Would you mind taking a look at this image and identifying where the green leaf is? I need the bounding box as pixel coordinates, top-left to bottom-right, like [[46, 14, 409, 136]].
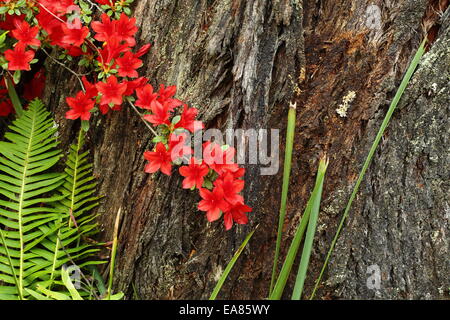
[[202, 179, 213, 190], [81, 120, 90, 132], [35, 284, 70, 300], [269, 157, 328, 300], [0, 31, 9, 45], [171, 115, 181, 125], [291, 158, 327, 300], [270, 103, 296, 294], [13, 71, 21, 84]]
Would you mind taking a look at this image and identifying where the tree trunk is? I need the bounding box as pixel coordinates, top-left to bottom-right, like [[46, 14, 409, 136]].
[[41, 0, 449, 299]]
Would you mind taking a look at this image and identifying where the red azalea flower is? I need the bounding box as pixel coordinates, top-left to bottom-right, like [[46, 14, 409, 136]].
[[81, 76, 98, 99], [213, 173, 244, 205], [144, 142, 173, 175], [179, 158, 209, 189], [38, 0, 74, 15], [91, 13, 115, 42], [143, 101, 171, 126], [98, 35, 129, 64], [124, 77, 148, 96], [136, 44, 151, 57], [65, 91, 95, 120], [223, 203, 251, 230], [99, 103, 122, 114], [158, 84, 177, 101], [4, 43, 35, 71], [135, 84, 158, 109], [198, 186, 230, 222], [0, 14, 25, 31], [99, 104, 110, 115], [64, 45, 85, 57], [11, 20, 41, 47], [157, 84, 182, 110], [175, 104, 204, 132], [96, 76, 127, 105], [43, 20, 66, 47], [231, 167, 246, 179], [62, 25, 89, 47], [95, 0, 114, 5], [203, 142, 239, 174], [115, 13, 138, 46], [169, 132, 192, 161], [116, 52, 142, 78]]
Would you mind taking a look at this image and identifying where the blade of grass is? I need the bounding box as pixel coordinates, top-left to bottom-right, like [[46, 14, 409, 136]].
[[291, 157, 328, 300], [269, 157, 328, 300], [106, 207, 121, 300], [209, 227, 257, 300], [5, 76, 23, 117], [270, 102, 297, 294], [310, 38, 427, 299], [269, 188, 313, 299]]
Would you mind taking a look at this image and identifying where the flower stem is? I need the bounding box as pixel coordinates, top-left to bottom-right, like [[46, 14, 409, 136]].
[[127, 98, 158, 137]]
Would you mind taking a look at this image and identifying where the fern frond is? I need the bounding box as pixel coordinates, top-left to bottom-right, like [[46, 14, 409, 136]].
[[0, 101, 103, 300], [0, 99, 66, 299], [46, 129, 102, 288]]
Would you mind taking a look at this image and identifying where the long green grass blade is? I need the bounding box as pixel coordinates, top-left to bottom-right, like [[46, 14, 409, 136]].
[[291, 157, 327, 300], [269, 157, 328, 300], [209, 228, 256, 300], [270, 103, 297, 294], [310, 38, 427, 299], [269, 195, 312, 300]]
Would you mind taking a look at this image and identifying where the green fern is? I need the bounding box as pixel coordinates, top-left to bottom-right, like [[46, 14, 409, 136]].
[[0, 100, 102, 300], [46, 129, 102, 288], [0, 99, 66, 299]]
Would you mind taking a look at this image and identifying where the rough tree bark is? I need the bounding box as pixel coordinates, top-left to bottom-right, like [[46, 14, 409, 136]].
[[41, 0, 449, 299]]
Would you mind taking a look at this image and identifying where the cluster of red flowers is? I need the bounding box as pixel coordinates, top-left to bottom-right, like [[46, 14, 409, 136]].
[[0, 0, 252, 230], [145, 139, 252, 230]]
